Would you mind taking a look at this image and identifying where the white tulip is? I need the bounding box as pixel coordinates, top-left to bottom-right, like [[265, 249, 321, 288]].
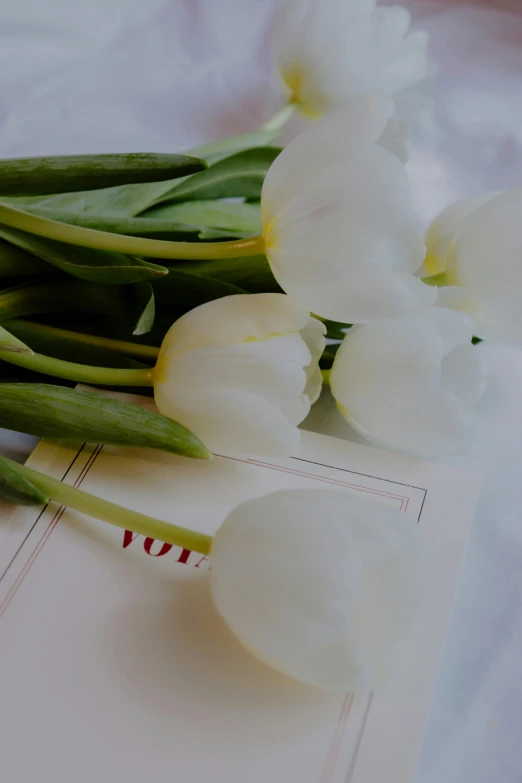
[[153, 293, 325, 457], [211, 488, 420, 693], [261, 95, 436, 322], [330, 308, 485, 457], [273, 0, 427, 119], [425, 188, 522, 348]]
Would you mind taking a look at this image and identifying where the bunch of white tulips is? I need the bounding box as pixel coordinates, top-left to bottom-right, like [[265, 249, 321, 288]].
[[155, 0, 489, 462], [1, 0, 514, 695]]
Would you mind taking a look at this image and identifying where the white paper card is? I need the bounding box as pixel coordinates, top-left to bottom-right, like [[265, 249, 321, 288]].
[[0, 427, 479, 783]]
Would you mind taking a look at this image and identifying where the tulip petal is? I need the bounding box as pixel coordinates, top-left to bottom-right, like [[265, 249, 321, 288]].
[[153, 293, 322, 456], [157, 339, 309, 418], [440, 344, 486, 407], [448, 196, 522, 347], [211, 488, 420, 692], [300, 316, 327, 404], [261, 96, 393, 221], [269, 146, 411, 258], [425, 191, 499, 276], [273, 0, 426, 118], [263, 132, 429, 322], [330, 308, 484, 456], [377, 117, 411, 163], [158, 293, 309, 357], [156, 386, 303, 457], [267, 252, 436, 323]]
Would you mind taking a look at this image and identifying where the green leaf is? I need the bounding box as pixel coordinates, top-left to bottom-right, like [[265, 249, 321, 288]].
[[0, 280, 138, 326], [0, 384, 211, 459], [319, 344, 341, 370], [0, 457, 48, 506], [4, 187, 159, 219], [189, 130, 281, 163], [0, 224, 167, 285], [153, 269, 246, 308], [170, 255, 281, 294], [196, 227, 250, 240], [19, 207, 198, 239], [0, 199, 264, 260], [23, 200, 262, 240], [0, 362, 75, 386], [4, 320, 150, 369], [1, 133, 279, 219], [132, 283, 155, 336], [139, 147, 280, 208], [144, 199, 262, 236], [321, 319, 351, 340], [0, 324, 33, 353], [0, 153, 207, 196], [0, 238, 49, 277], [0, 280, 82, 322]]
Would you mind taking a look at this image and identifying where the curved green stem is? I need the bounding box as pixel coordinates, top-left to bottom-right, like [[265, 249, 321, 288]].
[[261, 102, 296, 131], [3, 456, 212, 555], [9, 320, 160, 361], [0, 201, 264, 260], [0, 349, 154, 386], [321, 368, 331, 386]]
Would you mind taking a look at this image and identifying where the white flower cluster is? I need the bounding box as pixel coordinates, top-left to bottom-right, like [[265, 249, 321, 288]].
[[153, 0, 493, 462], [149, 0, 513, 692]]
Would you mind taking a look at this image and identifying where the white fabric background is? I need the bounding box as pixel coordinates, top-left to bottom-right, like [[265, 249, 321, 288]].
[[1, 1, 522, 779]]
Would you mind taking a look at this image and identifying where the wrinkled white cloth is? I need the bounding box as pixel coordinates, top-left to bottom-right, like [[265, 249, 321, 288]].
[[1, 2, 522, 781]]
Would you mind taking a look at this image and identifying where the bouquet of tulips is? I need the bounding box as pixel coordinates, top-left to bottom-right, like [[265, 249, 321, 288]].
[[0, 0, 516, 694]]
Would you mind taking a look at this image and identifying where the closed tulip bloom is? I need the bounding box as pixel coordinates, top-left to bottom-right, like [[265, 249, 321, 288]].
[[211, 488, 420, 693], [330, 308, 485, 457], [273, 0, 427, 119], [425, 188, 522, 348], [261, 95, 436, 322], [153, 294, 325, 457]]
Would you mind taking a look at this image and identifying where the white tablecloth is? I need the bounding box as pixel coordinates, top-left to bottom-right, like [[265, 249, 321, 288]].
[[1, 2, 522, 779]]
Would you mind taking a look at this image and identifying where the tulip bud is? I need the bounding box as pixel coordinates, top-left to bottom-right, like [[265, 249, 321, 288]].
[[211, 488, 420, 692], [260, 96, 436, 322], [426, 188, 522, 348], [153, 293, 325, 457], [330, 308, 485, 456], [273, 0, 427, 118]]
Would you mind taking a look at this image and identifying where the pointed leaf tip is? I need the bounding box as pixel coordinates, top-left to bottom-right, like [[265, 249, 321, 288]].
[[0, 457, 49, 506], [0, 324, 33, 354]]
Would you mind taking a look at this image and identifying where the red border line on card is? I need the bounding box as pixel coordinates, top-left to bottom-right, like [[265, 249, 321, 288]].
[[320, 696, 354, 783], [215, 454, 410, 511], [345, 694, 374, 783], [0, 445, 103, 620], [0, 445, 426, 783]]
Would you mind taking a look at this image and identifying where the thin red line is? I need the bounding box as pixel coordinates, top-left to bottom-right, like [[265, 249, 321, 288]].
[[216, 454, 408, 506], [346, 694, 374, 783], [249, 457, 407, 500], [320, 695, 354, 783], [0, 446, 102, 619]]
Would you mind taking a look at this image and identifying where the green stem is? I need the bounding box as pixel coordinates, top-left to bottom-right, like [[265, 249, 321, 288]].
[[0, 349, 154, 386], [3, 456, 212, 555], [9, 320, 160, 361], [261, 102, 296, 131], [321, 369, 331, 386], [0, 201, 264, 260]]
